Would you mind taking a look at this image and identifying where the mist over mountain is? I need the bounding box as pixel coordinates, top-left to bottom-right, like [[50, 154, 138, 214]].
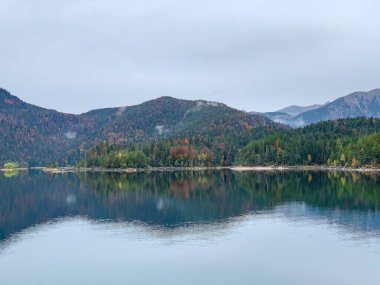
[[258, 112, 293, 125], [276, 104, 324, 117]]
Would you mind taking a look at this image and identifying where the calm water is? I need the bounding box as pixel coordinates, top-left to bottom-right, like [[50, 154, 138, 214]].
[[0, 170, 380, 284]]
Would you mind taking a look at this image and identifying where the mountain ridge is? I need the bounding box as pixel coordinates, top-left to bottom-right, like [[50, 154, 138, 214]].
[[2, 87, 380, 166], [291, 89, 380, 126], [260, 89, 380, 127], [275, 104, 323, 117], [0, 88, 279, 166]]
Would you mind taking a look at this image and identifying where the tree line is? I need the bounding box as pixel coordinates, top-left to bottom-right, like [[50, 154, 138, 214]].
[[78, 118, 380, 169], [78, 137, 236, 168], [236, 118, 380, 167]]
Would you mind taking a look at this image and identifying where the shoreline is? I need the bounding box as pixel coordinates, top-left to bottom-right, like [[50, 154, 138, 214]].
[[19, 165, 380, 174], [231, 165, 380, 173], [0, 168, 28, 172]]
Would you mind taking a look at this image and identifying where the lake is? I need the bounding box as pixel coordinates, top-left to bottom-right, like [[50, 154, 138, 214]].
[[0, 170, 380, 284]]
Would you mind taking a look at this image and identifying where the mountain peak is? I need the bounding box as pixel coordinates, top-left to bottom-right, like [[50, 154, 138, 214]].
[[291, 88, 380, 127], [135, 96, 191, 108], [0, 88, 23, 106], [368, 88, 380, 94], [151, 96, 184, 103], [275, 104, 323, 117], [153, 95, 176, 101], [340, 89, 380, 103], [260, 88, 380, 127], [0, 88, 12, 98]]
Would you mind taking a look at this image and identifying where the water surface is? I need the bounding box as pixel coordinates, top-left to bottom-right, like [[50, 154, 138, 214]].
[[0, 170, 379, 284]]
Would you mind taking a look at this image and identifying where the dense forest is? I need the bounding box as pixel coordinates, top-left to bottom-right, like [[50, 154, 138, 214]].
[[79, 137, 237, 168], [236, 118, 380, 166], [79, 118, 380, 169]]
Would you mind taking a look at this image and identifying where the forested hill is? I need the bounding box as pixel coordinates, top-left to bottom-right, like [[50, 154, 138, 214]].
[[0, 88, 280, 166], [0, 88, 84, 166]]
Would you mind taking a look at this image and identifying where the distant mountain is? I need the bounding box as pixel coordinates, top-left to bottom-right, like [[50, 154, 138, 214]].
[[276, 104, 323, 117], [0, 88, 279, 166], [259, 112, 293, 124], [258, 89, 380, 127], [291, 89, 380, 127], [257, 104, 323, 124]]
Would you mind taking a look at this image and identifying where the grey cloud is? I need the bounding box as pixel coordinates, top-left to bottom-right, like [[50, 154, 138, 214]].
[[1, 0, 380, 113]]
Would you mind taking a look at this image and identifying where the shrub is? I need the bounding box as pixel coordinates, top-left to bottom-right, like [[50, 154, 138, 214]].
[[4, 162, 19, 169]]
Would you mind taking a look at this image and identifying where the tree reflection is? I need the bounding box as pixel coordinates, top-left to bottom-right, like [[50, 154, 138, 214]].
[[0, 170, 380, 242]]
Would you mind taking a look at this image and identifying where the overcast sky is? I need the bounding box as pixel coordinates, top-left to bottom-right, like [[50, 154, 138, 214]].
[[1, 0, 379, 114]]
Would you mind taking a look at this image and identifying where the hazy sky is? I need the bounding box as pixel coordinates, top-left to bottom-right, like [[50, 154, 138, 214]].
[[1, 0, 380, 114]]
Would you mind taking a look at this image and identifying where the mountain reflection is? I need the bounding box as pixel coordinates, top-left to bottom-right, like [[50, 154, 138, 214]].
[[0, 170, 380, 242]]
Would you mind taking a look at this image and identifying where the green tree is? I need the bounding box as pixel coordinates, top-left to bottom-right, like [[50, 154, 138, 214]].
[[4, 162, 19, 169]]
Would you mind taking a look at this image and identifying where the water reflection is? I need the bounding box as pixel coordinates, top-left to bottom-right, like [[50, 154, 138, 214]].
[[0, 170, 380, 242]]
